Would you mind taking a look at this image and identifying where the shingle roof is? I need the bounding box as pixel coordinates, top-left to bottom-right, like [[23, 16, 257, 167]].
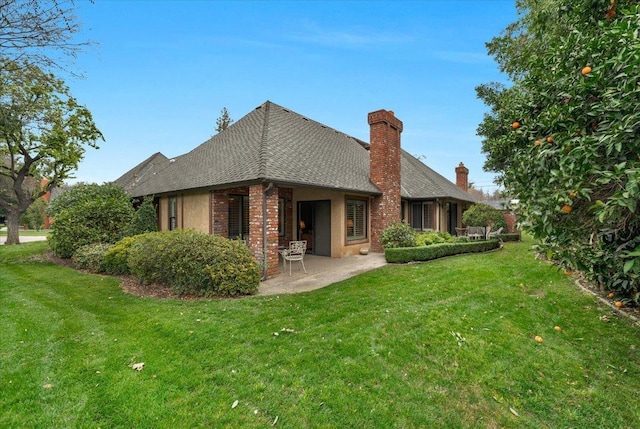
[[115, 100, 474, 203], [401, 151, 476, 202], [113, 152, 169, 193]]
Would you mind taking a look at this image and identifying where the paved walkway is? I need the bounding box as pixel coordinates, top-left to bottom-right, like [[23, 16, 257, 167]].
[[0, 235, 48, 244], [258, 252, 387, 295]]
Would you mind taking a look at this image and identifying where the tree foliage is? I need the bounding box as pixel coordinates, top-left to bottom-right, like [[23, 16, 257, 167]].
[[215, 107, 233, 133], [123, 196, 158, 236], [477, 0, 640, 301], [0, 60, 102, 244], [47, 183, 133, 258], [462, 203, 506, 230]]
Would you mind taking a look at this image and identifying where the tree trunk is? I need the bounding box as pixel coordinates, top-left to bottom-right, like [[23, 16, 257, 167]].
[[4, 211, 21, 245]]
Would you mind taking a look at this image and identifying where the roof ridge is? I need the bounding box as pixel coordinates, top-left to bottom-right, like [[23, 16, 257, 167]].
[[257, 101, 271, 178]]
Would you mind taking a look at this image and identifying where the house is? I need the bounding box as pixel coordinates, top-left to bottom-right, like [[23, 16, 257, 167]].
[[114, 101, 476, 278]]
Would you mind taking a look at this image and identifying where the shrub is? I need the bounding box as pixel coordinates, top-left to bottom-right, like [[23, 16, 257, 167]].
[[123, 197, 158, 237], [101, 236, 137, 275], [500, 233, 521, 242], [128, 230, 260, 296], [462, 203, 506, 231], [48, 183, 134, 258], [385, 240, 501, 264], [72, 243, 113, 273], [381, 221, 416, 249], [415, 231, 458, 246]]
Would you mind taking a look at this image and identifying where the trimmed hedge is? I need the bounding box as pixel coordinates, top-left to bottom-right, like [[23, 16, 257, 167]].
[[385, 239, 501, 263], [500, 232, 521, 242], [128, 229, 260, 297]]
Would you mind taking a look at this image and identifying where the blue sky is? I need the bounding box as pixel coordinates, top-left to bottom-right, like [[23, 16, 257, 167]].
[[67, 0, 518, 191]]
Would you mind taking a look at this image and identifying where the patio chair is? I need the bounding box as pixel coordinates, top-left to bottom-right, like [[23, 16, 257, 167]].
[[488, 227, 504, 239], [466, 226, 485, 240], [283, 240, 307, 276]]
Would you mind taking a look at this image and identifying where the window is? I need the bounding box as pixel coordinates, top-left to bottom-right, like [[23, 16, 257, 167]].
[[346, 199, 367, 241], [410, 201, 434, 230], [229, 195, 249, 239], [168, 196, 177, 230], [278, 197, 285, 236]]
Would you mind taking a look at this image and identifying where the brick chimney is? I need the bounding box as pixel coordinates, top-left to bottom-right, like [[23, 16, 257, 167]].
[[368, 109, 403, 252], [455, 162, 469, 192]]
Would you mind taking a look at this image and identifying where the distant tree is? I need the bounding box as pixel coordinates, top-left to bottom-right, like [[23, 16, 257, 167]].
[[0, 60, 103, 244], [0, 0, 88, 72], [19, 196, 46, 230], [215, 107, 233, 133], [467, 183, 486, 201]]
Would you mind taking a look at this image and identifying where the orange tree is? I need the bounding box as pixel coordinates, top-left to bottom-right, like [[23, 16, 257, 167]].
[[477, 0, 640, 302]]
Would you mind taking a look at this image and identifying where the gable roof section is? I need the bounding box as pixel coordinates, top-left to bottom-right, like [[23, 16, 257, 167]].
[[115, 100, 474, 204], [113, 152, 169, 193], [400, 151, 476, 203]]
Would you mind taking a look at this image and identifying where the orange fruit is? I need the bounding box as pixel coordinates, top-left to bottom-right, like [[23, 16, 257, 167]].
[[534, 335, 543, 343], [581, 66, 592, 75], [535, 139, 542, 147], [554, 326, 562, 332], [546, 136, 554, 143], [607, 292, 615, 299], [512, 121, 521, 130], [615, 301, 623, 308], [561, 205, 572, 213]]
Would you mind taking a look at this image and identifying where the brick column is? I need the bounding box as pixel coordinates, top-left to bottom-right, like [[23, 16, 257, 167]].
[[249, 184, 280, 279], [211, 190, 229, 237]]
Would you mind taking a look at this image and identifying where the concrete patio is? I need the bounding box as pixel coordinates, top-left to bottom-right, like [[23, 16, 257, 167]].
[[258, 252, 387, 295]]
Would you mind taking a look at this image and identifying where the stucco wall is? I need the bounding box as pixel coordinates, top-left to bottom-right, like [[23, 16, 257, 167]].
[[181, 193, 210, 233], [293, 188, 373, 258], [158, 197, 168, 231]]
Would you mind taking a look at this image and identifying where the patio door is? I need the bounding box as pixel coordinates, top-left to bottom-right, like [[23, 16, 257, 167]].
[[448, 202, 458, 235], [314, 200, 331, 256], [297, 200, 331, 256]]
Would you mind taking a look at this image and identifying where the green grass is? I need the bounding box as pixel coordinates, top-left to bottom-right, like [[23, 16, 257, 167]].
[[1, 239, 639, 428], [0, 229, 49, 237]]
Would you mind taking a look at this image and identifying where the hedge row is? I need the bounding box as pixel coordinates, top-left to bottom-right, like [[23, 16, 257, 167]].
[[500, 233, 521, 242], [385, 239, 501, 263]]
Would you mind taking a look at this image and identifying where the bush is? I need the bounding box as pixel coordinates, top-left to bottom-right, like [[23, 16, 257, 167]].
[[381, 221, 416, 249], [415, 231, 458, 246], [385, 240, 501, 264], [128, 230, 260, 296], [123, 197, 158, 237], [48, 183, 134, 258], [72, 243, 113, 272], [500, 233, 521, 242], [101, 236, 137, 275], [462, 203, 506, 230]]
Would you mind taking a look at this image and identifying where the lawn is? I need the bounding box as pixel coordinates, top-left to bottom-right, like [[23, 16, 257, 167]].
[[0, 229, 49, 237], [1, 239, 639, 428]]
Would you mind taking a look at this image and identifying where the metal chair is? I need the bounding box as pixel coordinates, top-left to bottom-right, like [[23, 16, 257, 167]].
[[283, 240, 307, 276]]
